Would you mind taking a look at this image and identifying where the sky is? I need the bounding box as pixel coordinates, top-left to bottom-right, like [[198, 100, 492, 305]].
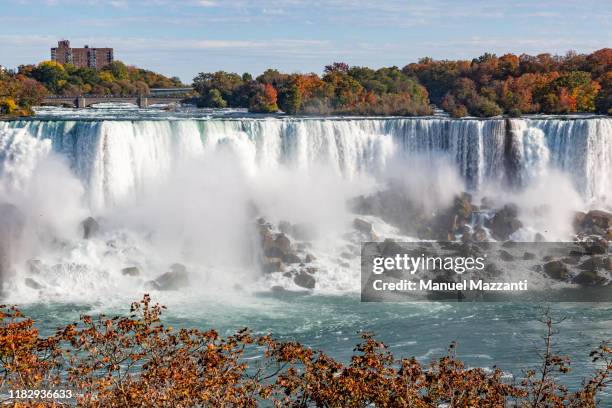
[[0, 0, 610, 82]]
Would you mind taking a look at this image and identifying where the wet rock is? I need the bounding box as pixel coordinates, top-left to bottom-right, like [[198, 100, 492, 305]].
[[543, 260, 569, 280], [578, 256, 611, 272], [499, 250, 515, 262], [264, 246, 285, 258], [263, 258, 285, 273], [353, 218, 373, 234], [573, 270, 607, 286], [379, 239, 404, 257], [486, 204, 522, 241], [294, 270, 315, 289], [523, 252, 536, 260], [340, 252, 353, 260], [304, 254, 316, 263], [573, 211, 587, 231], [484, 263, 503, 277], [274, 233, 292, 253], [81, 217, 100, 239], [535, 232, 546, 242], [27, 259, 43, 274], [25, 277, 43, 290], [574, 210, 612, 238], [145, 263, 189, 291], [121, 266, 140, 277], [585, 210, 612, 230], [562, 257, 580, 266], [582, 238, 608, 255], [282, 253, 302, 264], [453, 192, 473, 220], [473, 224, 487, 242]]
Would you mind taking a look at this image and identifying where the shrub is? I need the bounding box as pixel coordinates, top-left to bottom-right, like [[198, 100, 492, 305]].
[[0, 296, 609, 407]]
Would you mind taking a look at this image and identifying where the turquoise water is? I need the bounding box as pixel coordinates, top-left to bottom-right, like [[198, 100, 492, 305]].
[[22, 293, 612, 402]]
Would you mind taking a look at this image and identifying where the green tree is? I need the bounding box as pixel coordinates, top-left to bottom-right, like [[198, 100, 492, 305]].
[[204, 89, 227, 108], [107, 61, 129, 80], [278, 83, 302, 114]]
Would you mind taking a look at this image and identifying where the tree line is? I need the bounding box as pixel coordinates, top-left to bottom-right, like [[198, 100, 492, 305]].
[[1, 60, 183, 115], [194, 48, 611, 117], [2, 48, 611, 117]]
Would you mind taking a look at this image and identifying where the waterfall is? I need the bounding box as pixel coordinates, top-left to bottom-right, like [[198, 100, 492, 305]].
[[1, 117, 611, 211]]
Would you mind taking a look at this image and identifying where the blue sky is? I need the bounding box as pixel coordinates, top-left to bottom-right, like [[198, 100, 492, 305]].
[[0, 0, 610, 82]]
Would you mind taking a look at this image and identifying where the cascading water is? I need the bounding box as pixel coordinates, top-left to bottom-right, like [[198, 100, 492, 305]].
[[0, 114, 610, 302], [2, 117, 609, 209]]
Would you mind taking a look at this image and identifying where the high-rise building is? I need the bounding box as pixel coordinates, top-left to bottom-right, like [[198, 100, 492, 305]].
[[51, 40, 114, 69]]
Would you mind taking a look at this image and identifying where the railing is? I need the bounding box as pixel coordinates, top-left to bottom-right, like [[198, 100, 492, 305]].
[[44, 95, 186, 99]]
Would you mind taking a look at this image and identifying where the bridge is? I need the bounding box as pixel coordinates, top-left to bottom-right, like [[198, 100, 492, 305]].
[[42, 95, 190, 108]]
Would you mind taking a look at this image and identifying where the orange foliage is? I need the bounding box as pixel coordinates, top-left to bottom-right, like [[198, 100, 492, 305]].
[[0, 297, 609, 407]]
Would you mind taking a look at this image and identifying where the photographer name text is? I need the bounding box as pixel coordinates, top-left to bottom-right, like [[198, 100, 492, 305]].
[[371, 279, 529, 292]]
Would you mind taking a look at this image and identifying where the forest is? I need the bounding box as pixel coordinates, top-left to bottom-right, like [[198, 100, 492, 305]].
[[1, 48, 610, 117], [194, 48, 611, 117], [0, 60, 183, 115]]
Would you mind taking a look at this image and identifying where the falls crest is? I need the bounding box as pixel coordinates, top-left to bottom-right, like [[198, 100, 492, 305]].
[[1, 117, 611, 211]]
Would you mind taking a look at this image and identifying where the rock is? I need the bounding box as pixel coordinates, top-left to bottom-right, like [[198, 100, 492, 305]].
[[121, 266, 140, 277], [304, 254, 316, 263], [543, 260, 569, 280], [264, 246, 285, 258], [263, 258, 285, 273], [502, 241, 517, 248], [353, 218, 373, 235], [25, 277, 43, 290], [81, 217, 99, 239], [145, 263, 189, 291], [562, 257, 580, 265], [581, 238, 608, 255], [573, 211, 587, 232], [573, 270, 607, 286], [534, 233, 546, 242], [453, 193, 473, 220], [282, 253, 302, 264], [523, 252, 536, 260], [473, 224, 487, 242], [27, 259, 43, 274], [485, 204, 522, 241], [585, 210, 612, 230], [274, 233, 292, 253], [294, 270, 315, 289], [379, 239, 404, 257], [499, 250, 515, 262], [575, 210, 612, 237], [306, 266, 318, 274], [578, 256, 611, 272]]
